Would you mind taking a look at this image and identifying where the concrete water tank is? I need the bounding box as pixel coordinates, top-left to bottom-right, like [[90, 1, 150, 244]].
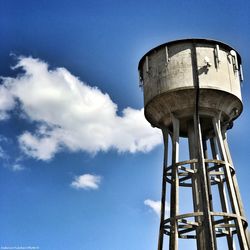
[[138, 38, 243, 135], [138, 39, 249, 250]]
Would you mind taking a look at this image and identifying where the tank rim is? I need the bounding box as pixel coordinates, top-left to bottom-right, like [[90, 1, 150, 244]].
[[138, 38, 242, 70]]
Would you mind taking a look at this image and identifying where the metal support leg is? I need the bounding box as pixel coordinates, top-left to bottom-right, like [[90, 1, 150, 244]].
[[223, 131, 250, 249], [210, 137, 235, 250], [157, 115, 248, 249], [188, 121, 205, 249], [158, 128, 168, 250], [194, 115, 217, 250], [203, 139, 218, 248], [169, 116, 179, 250], [213, 117, 249, 249]]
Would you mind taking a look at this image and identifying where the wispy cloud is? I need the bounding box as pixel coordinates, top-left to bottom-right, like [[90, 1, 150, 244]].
[[71, 174, 101, 190], [0, 136, 26, 172], [0, 56, 162, 161], [0, 146, 7, 160], [12, 163, 25, 172], [144, 199, 170, 217]]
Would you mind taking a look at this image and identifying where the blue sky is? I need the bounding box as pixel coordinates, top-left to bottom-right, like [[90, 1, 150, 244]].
[[0, 0, 250, 249]]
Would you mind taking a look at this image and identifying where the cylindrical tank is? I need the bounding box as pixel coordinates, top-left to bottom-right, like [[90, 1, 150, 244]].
[[138, 38, 243, 136]]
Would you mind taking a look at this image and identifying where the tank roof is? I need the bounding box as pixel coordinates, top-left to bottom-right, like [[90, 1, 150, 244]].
[[138, 38, 242, 70]]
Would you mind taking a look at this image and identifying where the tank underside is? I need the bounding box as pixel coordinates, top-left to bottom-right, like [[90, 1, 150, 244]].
[[144, 88, 242, 137]]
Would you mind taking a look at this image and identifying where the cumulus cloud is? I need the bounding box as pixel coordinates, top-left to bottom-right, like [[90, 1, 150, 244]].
[[144, 199, 170, 217], [0, 84, 15, 120], [71, 174, 101, 190], [0, 56, 162, 160]]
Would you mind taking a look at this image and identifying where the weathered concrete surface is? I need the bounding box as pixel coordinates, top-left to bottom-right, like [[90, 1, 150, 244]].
[[138, 39, 243, 134]]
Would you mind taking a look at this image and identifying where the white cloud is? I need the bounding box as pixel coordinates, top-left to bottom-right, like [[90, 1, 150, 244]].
[[12, 164, 25, 171], [0, 84, 15, 120], [144, 199, 161, 216], [0, 56, 162, 160], [71, 174, 101, 190], [19, 130, 60, 161], [0, 146, 7, 159], [144, 199, 170, 217]]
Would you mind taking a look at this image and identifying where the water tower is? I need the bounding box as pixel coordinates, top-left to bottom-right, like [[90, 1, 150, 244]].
[[138, 39, 249, 249]]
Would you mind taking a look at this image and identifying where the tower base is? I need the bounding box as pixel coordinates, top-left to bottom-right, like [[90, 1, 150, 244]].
[[158, 114, 249, 250]]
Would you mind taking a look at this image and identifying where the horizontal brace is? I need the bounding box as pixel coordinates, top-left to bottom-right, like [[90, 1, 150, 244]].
[[209, 171, 224, 176], [211, 176, 222, 183], [164, 212, 204, 225], [216, 228, 229, 235], [179, 173, 189, 176], [208, 165, 224, 172], [166, 172, 191, 177], [178, 219, 199, 226], [178, 166, 196, 174], [178, 227, 197, 235], [215, 224, 236, 228], [211, 211, 246, 220], [179, 235, 196, 239], [178, 224, 194, 229], [204, 159, 226, 164]]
